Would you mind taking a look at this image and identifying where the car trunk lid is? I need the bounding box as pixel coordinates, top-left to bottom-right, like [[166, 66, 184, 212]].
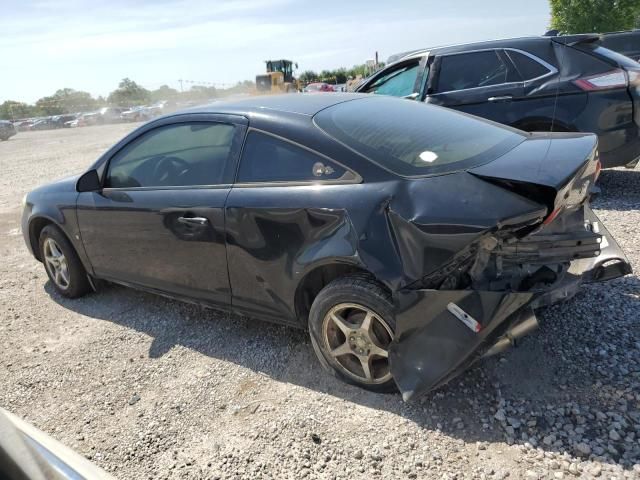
[[468, 132, 599, 224]]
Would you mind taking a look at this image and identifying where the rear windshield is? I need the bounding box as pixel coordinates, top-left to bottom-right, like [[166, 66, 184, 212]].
[[314, 96, 525, 176]]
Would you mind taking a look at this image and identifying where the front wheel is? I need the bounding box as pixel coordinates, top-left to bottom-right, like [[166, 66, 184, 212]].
[[308, 275, 397, 393], [39, 225, 91, 298]]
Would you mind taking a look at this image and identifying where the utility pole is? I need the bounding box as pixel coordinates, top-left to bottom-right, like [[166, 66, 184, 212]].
[[178, 79, 184, 92]]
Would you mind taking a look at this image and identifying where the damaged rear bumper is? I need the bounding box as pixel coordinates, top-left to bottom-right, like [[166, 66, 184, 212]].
[[389, 209, 631, 402]]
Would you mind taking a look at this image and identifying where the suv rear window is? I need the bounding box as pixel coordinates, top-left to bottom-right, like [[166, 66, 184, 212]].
[[505, 50, 551, 80], [436, 50, 518, 92], [314, 96, 525, 176]]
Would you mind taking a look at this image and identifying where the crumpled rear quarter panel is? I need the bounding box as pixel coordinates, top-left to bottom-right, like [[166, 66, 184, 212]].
[[390, 290, 534, 401]]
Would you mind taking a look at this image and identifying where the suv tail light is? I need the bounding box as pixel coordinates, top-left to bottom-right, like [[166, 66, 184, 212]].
[[574, 69, 627, 91]]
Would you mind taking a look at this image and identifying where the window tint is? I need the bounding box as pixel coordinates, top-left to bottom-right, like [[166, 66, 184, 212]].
[[106, 122, 235, 188], [237, 131, 348, 183], [314, 96, 525, 176], [362, 62, 420, 97], [506, 51, 551, 80], [437, 50, 515, 92]]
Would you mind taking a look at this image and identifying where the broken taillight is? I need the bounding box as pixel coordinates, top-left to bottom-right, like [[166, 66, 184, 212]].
[[573, 69, 627, 91], [543, 207, 562, 225], [594, 158, 602, 181]]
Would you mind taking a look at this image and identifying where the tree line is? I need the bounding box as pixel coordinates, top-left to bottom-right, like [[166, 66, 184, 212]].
[[0, 78, 254, 120], [0, 61, 379, 120], [297, 63, 384, 85]]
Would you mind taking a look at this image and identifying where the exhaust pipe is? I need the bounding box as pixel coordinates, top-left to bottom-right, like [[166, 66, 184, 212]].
[[482, 309, 538, 358]]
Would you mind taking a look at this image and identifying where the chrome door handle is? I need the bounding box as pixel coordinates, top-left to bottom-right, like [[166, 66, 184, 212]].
[[487, 95, 513, 102], [177, 216, 209, 226]]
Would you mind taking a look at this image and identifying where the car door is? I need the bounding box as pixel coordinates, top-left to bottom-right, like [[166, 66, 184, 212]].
[[76, 114, 246, 307], [425, 49, 525, 125], [225, 129, 361, 325]]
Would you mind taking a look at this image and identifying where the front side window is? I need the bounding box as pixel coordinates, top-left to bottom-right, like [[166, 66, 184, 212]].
[[106, 122, 235, 188], [361, 61, 420, 97], [315, 96, 525, 176], [237, 131, 350, 183], [436, 50, 517, 92]]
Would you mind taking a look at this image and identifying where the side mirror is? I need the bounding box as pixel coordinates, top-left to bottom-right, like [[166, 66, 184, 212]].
[[76, 169, 101, 192]]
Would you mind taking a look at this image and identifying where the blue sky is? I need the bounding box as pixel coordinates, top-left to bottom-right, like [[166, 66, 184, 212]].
[[1, 0, 551, 103]]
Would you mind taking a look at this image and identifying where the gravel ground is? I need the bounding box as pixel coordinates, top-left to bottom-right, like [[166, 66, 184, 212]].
[[0, 125, 639, 480]]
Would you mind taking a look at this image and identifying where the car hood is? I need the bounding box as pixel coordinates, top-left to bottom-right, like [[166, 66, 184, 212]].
[[26, 175, 79, 204], [30, 175, 79, 195]]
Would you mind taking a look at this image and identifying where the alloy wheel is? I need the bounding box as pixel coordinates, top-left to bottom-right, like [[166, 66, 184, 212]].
[[322, 302, 393, 384], [43, 238, 70, 290]]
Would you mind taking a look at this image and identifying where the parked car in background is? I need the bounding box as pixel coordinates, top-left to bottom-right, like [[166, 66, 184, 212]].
[[51, 114, 77, 128], [64, 116, 81, 128], [21, 94, 630, 399], [29, 117, 56, 131], [599, 30, 640, 61], [304, 82, 335, 92], [14, 119, 35, 131], [82, 107, 126, 126], [120, 106, 151, 122], [356, 34, 640, 168], [0, 120, 17, 140]]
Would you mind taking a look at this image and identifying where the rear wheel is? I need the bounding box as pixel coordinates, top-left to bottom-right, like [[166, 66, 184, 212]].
[[308, 275, 396, 392], [39, 225, 90, 298]]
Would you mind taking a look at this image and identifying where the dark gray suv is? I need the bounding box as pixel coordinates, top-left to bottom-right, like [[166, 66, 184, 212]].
[[356, 34, 640, 168]]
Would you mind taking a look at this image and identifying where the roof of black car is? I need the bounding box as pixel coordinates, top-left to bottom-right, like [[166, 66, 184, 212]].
[[187, 93, 365, 117]]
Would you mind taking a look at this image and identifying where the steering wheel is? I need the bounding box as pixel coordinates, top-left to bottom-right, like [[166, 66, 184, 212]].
[[151, 156, 190, 185]]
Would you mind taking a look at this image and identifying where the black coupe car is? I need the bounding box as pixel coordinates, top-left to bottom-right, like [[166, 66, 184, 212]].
[[22, 94, 631, 400]]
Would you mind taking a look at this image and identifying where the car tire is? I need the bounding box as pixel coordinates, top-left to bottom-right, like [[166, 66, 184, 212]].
[[39, 225, 91, 298], [308, 274, 397, 393]]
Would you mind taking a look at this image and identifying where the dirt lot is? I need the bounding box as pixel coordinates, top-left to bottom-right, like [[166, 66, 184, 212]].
[[0, 125, 639, 480]]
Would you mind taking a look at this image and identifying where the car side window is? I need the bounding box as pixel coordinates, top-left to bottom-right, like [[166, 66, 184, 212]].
[[106, 122, 236, 188], [237, 131, 349, 183], [505, 51, 551, 80], [361, 61, 420, 97], [436, 50, 517, 92]]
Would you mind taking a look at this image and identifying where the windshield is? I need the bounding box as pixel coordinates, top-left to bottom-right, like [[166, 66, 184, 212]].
[[314, 96, 525, 176]]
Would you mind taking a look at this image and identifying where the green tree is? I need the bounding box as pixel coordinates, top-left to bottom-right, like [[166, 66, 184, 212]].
[[0, 101, 38, 120], [35, 96, 65, 115], [150, 85, 179, 102], [181, 85, 218, 102], [107, 78, 151, 107], [33, 89, 98, 115], [298, 70, 318, 83], [550, 0, 640, 33]]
